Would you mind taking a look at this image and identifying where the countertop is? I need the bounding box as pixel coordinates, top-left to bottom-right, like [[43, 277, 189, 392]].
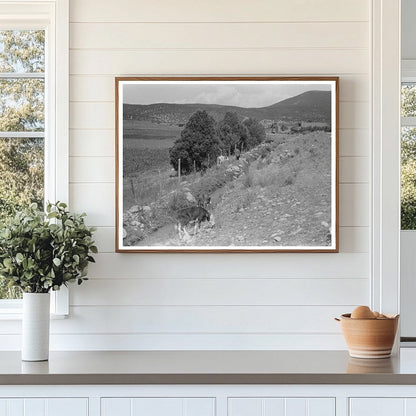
[[2, 349, 416, 385]]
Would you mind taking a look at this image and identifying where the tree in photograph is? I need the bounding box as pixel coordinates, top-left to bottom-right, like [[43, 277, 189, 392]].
[[217, 112, 244, 155], [242, 117, 266, 149], [170, 110, 221, 173]]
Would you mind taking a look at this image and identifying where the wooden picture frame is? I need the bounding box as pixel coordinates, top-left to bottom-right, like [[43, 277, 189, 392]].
[[116, 77, 339, 253]]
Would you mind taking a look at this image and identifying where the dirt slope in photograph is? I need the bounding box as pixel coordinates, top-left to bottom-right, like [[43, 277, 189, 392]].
[[124, 131, 333, 248]]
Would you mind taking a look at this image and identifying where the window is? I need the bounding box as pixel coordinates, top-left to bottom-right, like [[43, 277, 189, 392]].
[[401, 79, 416, 229], [0, 0, 69, 314], [0, 29, 45, 300]]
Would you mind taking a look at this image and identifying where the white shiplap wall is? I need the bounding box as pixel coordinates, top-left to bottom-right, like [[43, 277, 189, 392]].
[[55, 0, 371, 350]]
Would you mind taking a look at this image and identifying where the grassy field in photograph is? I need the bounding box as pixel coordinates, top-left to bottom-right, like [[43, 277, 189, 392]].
[[123, 120, 182, 208]]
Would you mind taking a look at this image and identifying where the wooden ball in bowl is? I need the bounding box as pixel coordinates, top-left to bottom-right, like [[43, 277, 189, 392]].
[[351, 306, 376, 319]]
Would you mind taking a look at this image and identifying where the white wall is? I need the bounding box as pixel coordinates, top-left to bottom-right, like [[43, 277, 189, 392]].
[[59, 0, 371, 350]]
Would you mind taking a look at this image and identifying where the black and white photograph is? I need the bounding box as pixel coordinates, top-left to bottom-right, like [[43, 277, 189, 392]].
[[116, 77, 338, 252]]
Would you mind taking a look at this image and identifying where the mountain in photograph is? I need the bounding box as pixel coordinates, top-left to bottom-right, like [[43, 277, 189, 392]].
[[123, 90, 331, 125]]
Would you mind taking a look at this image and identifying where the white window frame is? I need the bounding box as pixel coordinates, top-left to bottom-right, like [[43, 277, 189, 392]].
[[399, 59, 416, 340], [371, 0, 401, 323], [0, 0, 69, 317]]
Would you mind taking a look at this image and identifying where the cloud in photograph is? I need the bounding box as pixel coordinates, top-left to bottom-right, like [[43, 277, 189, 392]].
[[123, 82, 332, 108]]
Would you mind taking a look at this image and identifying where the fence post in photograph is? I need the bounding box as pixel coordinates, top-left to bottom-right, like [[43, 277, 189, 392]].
[[159, 169, 162, 194], [130, 178, 135, 199], [178, 158, 181, 184]]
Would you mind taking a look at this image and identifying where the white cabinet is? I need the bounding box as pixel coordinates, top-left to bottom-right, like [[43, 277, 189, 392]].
[[5, 385, 416, 416], [101, 398, 215, 416], [0, 398, 88, 416], [349, 398, 416, 416], [228, 398, 335, 416]]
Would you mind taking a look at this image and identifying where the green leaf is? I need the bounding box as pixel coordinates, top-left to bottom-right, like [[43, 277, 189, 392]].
[[64, 219, 74, 227], [0, 200, 96, 293]]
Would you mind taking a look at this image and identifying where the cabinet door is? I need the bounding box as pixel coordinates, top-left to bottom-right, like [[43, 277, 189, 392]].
[[228, 398, 335, 416], [101, 398, 215, 416], [0, 398, 88, 416], [350, 398, 416, 416]]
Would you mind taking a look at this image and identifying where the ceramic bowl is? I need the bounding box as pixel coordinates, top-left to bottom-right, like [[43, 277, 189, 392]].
[[337, 313, 399, 359]]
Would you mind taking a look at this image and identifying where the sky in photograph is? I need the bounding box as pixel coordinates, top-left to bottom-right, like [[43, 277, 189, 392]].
[[123, 82, 332, 108]]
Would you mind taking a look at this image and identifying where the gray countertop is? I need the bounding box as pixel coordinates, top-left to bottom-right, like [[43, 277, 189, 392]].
[[2, 349, 416, 385]]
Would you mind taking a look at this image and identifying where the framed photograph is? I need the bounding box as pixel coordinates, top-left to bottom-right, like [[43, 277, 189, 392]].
[[116, 77, 339, 253]]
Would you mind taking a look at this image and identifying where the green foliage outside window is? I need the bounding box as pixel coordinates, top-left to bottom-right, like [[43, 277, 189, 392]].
[[0, 30, 45, 298]]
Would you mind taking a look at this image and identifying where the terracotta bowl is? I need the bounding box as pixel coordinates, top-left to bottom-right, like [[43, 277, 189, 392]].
[[337, 313, 399, 359]]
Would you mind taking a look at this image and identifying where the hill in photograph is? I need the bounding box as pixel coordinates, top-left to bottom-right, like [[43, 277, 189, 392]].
[[123, 90, 331, 126]]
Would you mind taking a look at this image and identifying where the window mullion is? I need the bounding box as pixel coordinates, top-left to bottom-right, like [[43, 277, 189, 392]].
[[401, 117, 416, 127], [0, 72, 44, 79], [0, 132, 44, 138]]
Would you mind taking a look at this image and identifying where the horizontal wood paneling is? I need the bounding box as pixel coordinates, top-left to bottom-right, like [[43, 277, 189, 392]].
[[91, 227, 115, 253], [69, 183, 114, 226], [0, 305, 354, 335], [70, 103, 114, 129], [339, 102, 369, 129], [70, 49, 368, 76], [70, 76, 115, 102], [70, 0, 369, 23], [339, 157, 369, 183], [339, 129, 369, 157], [339, 227, 369, 253], [60, 0, 372, 351], [86, 253, 369, 279], [339, 184, 369, 227], [70, 74, 369, 103], [70, 278, 368, 306], [70, 22, 368, 50], [69, 102, 368, 130], [0, 333, 347, 350], [58, 306, 352, 334], [69, 130, 114, 157], [91, 226, 368, 254], [70, 157, 114, 183]]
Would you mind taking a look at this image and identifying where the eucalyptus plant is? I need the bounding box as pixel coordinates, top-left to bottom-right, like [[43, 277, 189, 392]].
[[0, 202, 97, 293]]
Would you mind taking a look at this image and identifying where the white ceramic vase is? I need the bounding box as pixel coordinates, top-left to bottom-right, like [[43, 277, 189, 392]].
[[22, 293, 50, 361]]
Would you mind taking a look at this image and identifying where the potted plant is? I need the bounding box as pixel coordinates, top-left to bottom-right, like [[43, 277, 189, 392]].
[[0, 202, 97, 361]]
